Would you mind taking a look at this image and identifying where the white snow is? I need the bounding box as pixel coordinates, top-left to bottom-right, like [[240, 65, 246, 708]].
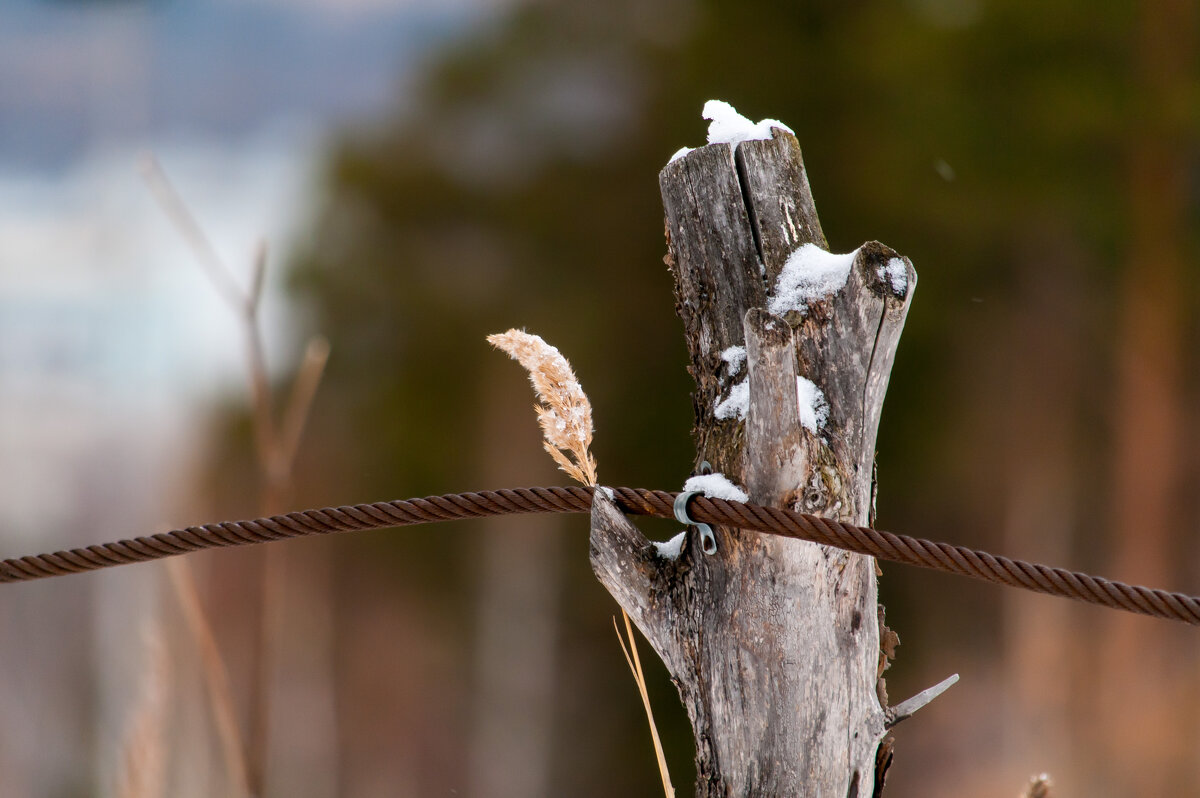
[[879, 257, 908, 294], [668, 146, 693, 163], [767, 243, 858, 315], [653, 531, 687, 560], [683, 473, 750, 503], [703, 100, 793, 146], [796, 376, 830, 433], [665, 101, 794, 166], [714, 378, 749, 421], [720, 345, 747, 376]]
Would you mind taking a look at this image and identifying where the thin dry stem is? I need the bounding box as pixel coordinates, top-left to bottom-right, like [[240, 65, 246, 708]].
[[487, 329, 598, 485], [244, 319, 279, 499], [614, 611, 674, 798], [250, 337, 331, 792], [139, 154, 248, 314], [116, 628, 170, 798], [141, 151, 280, 493], [279, 335, 332, 472], [167, 559, 250, 797], [248, 239, 268, 310]]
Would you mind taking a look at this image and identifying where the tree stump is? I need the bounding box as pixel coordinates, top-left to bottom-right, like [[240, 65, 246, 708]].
[[590, 128, 919, 796]]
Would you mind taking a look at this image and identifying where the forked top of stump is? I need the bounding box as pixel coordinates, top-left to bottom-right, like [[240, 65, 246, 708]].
[[659, 128, 914, 503]]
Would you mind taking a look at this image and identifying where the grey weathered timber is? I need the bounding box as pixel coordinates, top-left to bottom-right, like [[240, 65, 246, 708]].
[[591, 128, 929, 797]]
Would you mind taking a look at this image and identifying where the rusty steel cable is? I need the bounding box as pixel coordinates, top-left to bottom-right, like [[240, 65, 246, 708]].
[[2, 486, 1198, 627]]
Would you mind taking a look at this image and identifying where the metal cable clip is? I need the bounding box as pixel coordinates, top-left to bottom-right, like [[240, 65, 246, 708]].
[[674, 491, 717, 556]]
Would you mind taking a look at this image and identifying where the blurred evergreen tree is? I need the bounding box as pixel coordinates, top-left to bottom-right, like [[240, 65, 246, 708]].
[[247, 0, 1200, 794]]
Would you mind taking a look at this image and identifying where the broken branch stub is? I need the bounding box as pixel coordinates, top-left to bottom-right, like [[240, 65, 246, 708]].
[[591, 127, 933, 796]]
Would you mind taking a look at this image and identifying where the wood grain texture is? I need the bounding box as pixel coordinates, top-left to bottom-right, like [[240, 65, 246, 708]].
[[593, 128, 916, 797], [735, 131, 827, 279]]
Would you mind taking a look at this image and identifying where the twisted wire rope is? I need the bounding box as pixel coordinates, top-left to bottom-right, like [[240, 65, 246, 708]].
[[3, 486, 1198, 627]]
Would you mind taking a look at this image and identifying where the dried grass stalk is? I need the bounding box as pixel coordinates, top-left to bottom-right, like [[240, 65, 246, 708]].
[[614, 611, 674, 798], [487, 329, 598, 486]]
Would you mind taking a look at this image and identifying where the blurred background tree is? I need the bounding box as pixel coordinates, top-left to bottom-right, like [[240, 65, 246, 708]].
[[259, 0, 1200, 795]]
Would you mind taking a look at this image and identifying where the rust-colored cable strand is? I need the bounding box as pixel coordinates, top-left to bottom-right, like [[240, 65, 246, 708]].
[[2, 486, 1199, 627]]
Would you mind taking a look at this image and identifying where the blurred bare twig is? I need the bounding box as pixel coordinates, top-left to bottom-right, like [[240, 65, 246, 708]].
[[279, 338, 332, 476], [139, 155, 329, 511], [167, 559, 249, 797], [137, 155, 247, 314], [140, 154, 332, 798]]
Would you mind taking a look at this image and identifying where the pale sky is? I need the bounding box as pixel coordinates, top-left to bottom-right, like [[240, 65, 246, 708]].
[[0, 0, 506, 539], [0, 0, 496, 170], [0, 0, 504, 396]]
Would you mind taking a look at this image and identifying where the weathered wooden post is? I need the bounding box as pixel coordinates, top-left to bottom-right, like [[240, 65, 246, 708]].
[[591, 126, 931, 796]]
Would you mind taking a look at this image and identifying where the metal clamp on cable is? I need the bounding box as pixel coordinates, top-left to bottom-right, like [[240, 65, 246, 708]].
[[674, 491, 717, 556]]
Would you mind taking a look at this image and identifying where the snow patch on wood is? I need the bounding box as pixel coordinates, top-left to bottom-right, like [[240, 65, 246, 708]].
[[714, 377, 749, 420], [704, 100, 793, 146], [768, 243, 858, 315], [665, 100, 794, 166], [683, 473, 750, 503], [878, 257, 908, 295], [653, 531, 687, 560], [721, 345, 747, 377], [796, 376, 830, 433]]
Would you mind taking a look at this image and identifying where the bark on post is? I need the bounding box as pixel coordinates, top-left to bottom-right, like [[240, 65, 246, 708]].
[[590, 128, 922, 796]]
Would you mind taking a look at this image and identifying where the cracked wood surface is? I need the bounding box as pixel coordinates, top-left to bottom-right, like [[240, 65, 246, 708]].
[[591, 128, 916, 797]]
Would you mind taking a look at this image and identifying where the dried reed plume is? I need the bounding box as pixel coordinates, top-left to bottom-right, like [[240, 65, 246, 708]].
[[487, 329, 598, 486]]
